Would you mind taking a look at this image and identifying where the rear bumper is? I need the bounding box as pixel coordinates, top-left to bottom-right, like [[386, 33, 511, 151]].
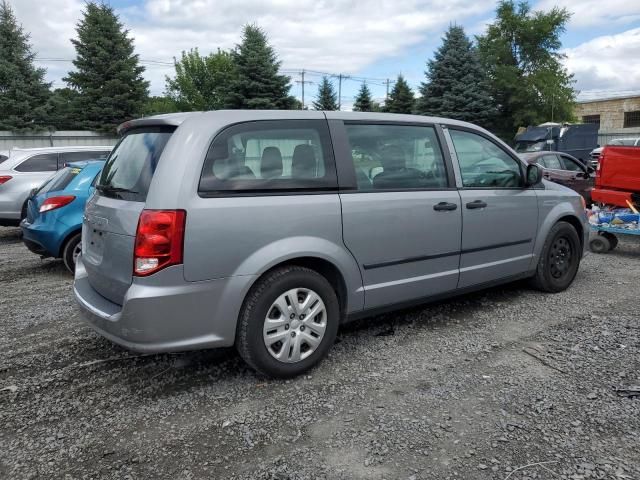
[[20, 219, 60, 257], [73, 256, 256, 353]]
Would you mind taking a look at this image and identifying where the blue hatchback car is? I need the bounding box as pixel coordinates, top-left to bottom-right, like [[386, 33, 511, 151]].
[[21, 160, 105, 272]]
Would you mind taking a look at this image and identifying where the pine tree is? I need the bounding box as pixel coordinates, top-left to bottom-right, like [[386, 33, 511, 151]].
[[0, 1, 51, 131], [312, 77, 338, 111], [46, 88, 81, 130], [416, 25, 495, 128], [353, 83, 374, 112], [384, 75, 415, 114], [227, 24, 294, 109], [64, 2, 149, 132]]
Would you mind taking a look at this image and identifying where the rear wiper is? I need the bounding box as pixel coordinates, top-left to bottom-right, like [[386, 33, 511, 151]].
[[95, 185, 139, 196]]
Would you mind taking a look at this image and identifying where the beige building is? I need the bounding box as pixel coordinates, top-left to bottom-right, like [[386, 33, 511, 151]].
[[575, 95, 640, 131]]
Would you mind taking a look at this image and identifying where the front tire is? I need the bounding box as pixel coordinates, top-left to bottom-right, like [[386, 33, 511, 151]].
[[236, 266, 340, 378], [531, 221, 581, 293], [62, 233, 81, 273]]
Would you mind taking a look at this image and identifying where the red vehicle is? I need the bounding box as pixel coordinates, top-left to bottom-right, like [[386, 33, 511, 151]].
[[591, 146, 640, 207]]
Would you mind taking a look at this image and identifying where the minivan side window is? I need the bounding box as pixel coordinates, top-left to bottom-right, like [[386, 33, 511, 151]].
[[344, 123, 448, 190], [15, 153, 58, 172], [449, 130, 523, 188], [199, 120, 336, 194]]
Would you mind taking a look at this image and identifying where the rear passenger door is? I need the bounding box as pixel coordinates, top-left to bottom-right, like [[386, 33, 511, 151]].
[[334, 122, 462, 310], [445, 127, 538, 288]]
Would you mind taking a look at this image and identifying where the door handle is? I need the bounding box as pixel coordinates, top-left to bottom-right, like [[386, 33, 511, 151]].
[[466, 200, 487, 209], [433, 202, 458, 211]]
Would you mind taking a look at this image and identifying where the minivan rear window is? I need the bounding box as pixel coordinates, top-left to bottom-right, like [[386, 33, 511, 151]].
[[97, 126, 175, 201], [199, 120, 337, 195]]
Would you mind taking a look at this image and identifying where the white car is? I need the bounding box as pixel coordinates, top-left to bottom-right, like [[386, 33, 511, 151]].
[[0, 146, 112, 226]]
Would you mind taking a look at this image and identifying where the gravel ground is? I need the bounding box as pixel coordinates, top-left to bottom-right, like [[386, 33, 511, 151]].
[[1, 226, 639, 480]]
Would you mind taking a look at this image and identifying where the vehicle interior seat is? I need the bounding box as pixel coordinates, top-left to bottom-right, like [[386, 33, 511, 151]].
[[260, 146, 283, 179], [291, 144, 316, 178], [373, 145, 431, 189]]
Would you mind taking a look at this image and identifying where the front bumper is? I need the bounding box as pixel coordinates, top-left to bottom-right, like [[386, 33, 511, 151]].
[[73, 255, 256, 353]]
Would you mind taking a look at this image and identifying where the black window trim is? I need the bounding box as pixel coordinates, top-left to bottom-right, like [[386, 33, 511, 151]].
[[446, 125, 535, 191], [13, 152, 59, 173], [331, 119, 457, 194], [197, 119, 339, 198]]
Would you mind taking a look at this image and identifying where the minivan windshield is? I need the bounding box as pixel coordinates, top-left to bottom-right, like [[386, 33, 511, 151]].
[[97, 127, 175, 201]]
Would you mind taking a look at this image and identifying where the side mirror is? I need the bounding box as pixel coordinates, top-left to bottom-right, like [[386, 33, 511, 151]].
[[526, 163, 543, 186], [587, 166, 595, 174]]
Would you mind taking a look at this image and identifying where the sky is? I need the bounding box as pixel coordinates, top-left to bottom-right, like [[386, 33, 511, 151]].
[[8, 0, 640, 110]]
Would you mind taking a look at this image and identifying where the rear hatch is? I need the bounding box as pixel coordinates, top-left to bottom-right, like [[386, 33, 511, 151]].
[[25, 166, 83, 223], [82, 127, 175, 305]]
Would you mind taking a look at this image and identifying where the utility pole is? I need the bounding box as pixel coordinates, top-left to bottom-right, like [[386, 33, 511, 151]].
[[336, 73, 350, 110], [385, 78, 391, 100], [296, 69, 312, 110]]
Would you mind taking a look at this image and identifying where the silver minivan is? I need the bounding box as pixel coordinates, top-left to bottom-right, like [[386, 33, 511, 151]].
[[74, 111, 588, 377]]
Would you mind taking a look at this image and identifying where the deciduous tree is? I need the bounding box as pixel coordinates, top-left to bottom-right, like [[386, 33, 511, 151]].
[[477, 0, 575, 138], [165, 48, 236, 111]]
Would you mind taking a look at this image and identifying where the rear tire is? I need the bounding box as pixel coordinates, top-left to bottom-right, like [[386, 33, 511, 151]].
[[236, 266, 340, 378], [531, 221, 581, 293], [589, 235, 611, 254], [62, 233, 81, 273]]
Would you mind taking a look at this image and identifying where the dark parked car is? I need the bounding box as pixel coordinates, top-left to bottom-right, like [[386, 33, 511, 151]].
[[521, 151, 594, 205]]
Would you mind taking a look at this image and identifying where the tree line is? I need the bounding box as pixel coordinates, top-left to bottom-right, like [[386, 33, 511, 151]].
[[0, 0, 575, 139]]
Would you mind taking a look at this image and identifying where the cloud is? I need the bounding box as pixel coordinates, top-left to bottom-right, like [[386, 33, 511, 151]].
[[535, 0, 640, 28], [562, 27, 640, 97], [7, 0, 640, 100], [9, 0, 495, 94]]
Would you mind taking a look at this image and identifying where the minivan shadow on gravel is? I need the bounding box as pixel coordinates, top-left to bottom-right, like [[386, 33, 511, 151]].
[[76, 281, 533, 399]]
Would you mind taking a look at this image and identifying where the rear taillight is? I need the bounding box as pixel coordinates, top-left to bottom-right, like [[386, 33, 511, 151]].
[[134, 209, 186, 276], [39, 195, 76, 213], [0, 175, 12, 185]]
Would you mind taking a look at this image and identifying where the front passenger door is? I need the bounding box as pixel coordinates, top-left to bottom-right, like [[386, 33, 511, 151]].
[[446, 128, 538, 288]]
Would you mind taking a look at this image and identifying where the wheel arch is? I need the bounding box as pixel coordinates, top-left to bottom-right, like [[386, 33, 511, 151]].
[[57, 228, 82, 258], [246, 256, 350, 320], [557, 214, 585, 250]]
